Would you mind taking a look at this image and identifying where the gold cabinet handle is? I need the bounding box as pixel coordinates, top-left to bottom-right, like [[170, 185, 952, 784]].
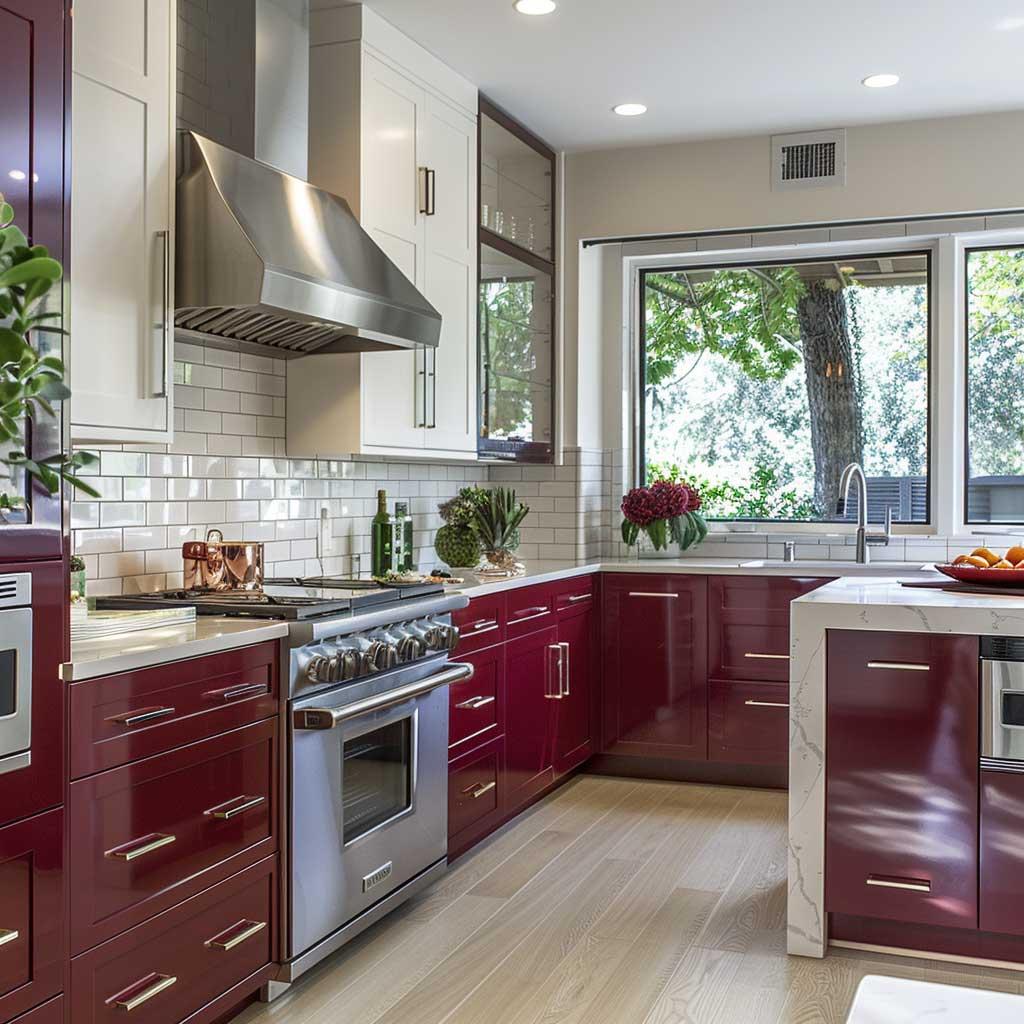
[[107, 706, 176, 727], [113, 974, 177, 1011], [744, 699, 789, 708], [866, 874, 931, 893], [105, 833, 176, 862], [203, 682, 268, 703], [628, 591, 677, 599], [204, 795, 265, 820], [545, 644, 564, 700], [744, 652, 790, 661], [205, 919, 267, 952], [0, 928, 19, 948], [867, 661, 930, 672], [455, 695, 495, 710], [466, 620, 499, 635], [464, 781, 496, 799], [566, 593, 591, 603], [509, 607, 550, 624]]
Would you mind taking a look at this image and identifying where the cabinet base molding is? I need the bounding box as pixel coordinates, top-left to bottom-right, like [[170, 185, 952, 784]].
[[586, 754, 786, 790], [831, 913, 1024, 968]]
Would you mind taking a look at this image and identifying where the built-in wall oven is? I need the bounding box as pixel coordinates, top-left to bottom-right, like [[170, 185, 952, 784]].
[[279, 593, 471, 985], [0, 574, 33, 777]]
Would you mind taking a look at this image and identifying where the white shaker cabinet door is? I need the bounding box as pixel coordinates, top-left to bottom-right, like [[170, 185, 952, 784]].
[[421, 96, 477, 455], [70, 0, 174, 442]]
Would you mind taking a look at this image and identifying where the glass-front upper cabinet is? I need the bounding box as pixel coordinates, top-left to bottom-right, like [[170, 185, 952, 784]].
[[478, 98, 555, 463]]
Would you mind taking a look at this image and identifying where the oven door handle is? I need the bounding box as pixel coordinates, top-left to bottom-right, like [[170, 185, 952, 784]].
[[294, 662, 474, 730]]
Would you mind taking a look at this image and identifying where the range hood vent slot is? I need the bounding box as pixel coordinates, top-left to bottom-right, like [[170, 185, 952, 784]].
[[771, 129, 846, 191]]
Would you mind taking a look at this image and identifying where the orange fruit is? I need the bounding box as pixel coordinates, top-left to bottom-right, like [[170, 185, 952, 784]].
[[965, 555, 990, 568], [952, 554, 971, 566], [993, 559, 1014, 569], [972, 547, 1002, 566], [1006, 546, 1024, 564]]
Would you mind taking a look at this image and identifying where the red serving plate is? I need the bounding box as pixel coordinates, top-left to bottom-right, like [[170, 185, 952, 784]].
[[936, 563, 1024, 586]]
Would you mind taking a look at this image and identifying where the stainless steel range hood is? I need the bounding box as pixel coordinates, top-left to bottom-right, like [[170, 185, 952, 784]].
[[175, 132, 441, 356]]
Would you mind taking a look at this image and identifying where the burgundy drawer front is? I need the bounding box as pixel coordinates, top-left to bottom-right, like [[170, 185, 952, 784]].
[[69, 642, 279, 779], [449, 645, 504, 752], [9, 995, 63, 1024], [0, 809, 63, 1024], [553, 576, 595, 616], [826, 630, 979, 930], [981, 768, 1024, 937], [709, 577, 827, 682], [708, 681, 789, 765], [70, 856, 275, 1024], [453, 594, 507, 656], [506, 585, 556, 639], [449, 739, 502, 839], [69, 720, 278, 954]]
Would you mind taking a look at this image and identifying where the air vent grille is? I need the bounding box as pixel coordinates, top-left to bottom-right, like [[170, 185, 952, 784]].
[[981, 636, 1024, 662], [0, 574, 30, 608], [771, 130, 846, 191]]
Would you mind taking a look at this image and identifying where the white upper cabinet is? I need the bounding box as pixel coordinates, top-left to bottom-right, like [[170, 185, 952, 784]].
[[69, 0, 175, 443], [292, 5, 478, 461]]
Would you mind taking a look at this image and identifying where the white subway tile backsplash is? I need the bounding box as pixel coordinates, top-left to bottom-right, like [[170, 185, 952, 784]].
[[205, 389, 241, 413], [100, 503, 147, 528], [222, 368, 257, 393], [123, 527, 168, 552]]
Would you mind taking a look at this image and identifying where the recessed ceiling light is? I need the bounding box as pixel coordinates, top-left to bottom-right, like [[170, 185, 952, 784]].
[[862, 73, 900, 89], [7, 170, 25, 181], [513, 0, 556, 14], [613, 103, 647, 117]]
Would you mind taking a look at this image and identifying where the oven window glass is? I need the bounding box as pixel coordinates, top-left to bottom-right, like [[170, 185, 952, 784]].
[[0, 649, 15, 718], [343, 718, 412, 844]]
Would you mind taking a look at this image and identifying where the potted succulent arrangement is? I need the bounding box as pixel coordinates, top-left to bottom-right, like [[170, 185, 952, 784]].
[[0, 197, 97, 507], [620, 478, 708, 555], [435, 486, 487, 568], [473, 487, 530, 575]]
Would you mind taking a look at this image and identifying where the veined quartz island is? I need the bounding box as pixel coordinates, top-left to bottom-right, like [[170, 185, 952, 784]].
[[787, 576, 1024, 960]]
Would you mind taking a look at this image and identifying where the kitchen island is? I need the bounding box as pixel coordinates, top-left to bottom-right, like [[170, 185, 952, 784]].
[[788, 577, 1024, 965]]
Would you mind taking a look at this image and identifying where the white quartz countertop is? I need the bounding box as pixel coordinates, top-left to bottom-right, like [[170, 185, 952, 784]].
[[61, 616, 288, 682], [847, 975, 1024, 1023]]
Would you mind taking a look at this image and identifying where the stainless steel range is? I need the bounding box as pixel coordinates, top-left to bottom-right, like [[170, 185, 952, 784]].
[[101, 579, 471, 994]]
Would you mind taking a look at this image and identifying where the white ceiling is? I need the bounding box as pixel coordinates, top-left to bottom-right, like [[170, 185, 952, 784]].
[[360, 0, 1024, 151]]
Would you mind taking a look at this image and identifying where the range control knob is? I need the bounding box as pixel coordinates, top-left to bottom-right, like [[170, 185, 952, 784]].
[[339, 648, 360, 681], [397, 635, 423, 663], [442, 624, 460, 652], [377, 643, 399, 670], [305, 655, 330, 684]]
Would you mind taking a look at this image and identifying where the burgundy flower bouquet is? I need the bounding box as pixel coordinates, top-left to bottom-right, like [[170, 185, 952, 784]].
[[620, 479, 708, 552]]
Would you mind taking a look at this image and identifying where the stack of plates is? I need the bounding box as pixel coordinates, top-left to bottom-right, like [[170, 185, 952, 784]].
[[70, 604, 197, 642]]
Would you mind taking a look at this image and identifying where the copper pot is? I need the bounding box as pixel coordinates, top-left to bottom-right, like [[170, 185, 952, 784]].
[[182, 529, 264, 591]]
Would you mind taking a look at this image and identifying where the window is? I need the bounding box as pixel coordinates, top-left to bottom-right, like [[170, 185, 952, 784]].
[[966, 246, 1024, 524], [640, 253, 931, 523]]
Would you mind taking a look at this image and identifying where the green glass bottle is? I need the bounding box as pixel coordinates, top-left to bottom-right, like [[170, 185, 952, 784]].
[[394, 501, 414, 571], [371, 489, 393, 577]]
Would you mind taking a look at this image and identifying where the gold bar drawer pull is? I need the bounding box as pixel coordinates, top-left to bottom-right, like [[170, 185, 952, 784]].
[[204, 795, 266, 820], [744, 699, 789, 708], [107, 706, 176, 727], [467, 620, 499, 635], [628, 592, 677, 599], [464, 781, 497, 799], [567, 593, 590, 603], [510, 607, 549, 623], [866, 874, 931, 893], [867, 661, 930, 672], [455, 695, 495, 710], [744, 652, 790, 661], [113, 974, 177, 1012], [0, 928, 19, 948], [204, 683, 267, 702], [205, 919, 267, 952], [105, 833, 177, 862]]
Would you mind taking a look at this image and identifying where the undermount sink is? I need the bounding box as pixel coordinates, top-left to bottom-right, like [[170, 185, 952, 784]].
[[739, 559, 934, 574]]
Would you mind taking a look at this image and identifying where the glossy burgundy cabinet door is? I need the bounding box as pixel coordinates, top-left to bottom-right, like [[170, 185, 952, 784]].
[[68, 720, 278, 953], [826, 630, 979, 930], [504, 625, 559, 813], [453, 594, 507, 656], [601, 575, 708, 760], [0, 809, 63, 1024], [708, 681, 788, 765], [709, 576, 828, 683], [8, 995, 62, 1024], [70, 856, 275, 1024], [553, 602, 594, 776], [449, 644, 504, 753], [980, 768, 1024, 936], [69, 642, 278, 779], [505, 586, 556, 640]]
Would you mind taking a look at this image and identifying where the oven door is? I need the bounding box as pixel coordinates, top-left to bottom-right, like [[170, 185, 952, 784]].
[[982, 659, 1024, 762], [288, 661, 469, 959], [0, 607, 32, 775]]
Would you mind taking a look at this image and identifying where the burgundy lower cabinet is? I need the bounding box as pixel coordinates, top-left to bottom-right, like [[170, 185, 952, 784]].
[[600, 574, 708, 760], [708, 680, 789, 765], [0, 809, 63, 1024], [504, 625, 560, 814], [980, 767, 1024, 936], [825, 630, 979, 930], [68, 719, 278, 953], [69, 855, 276, 1024], [7, 996, 62, 1024], [709, 575, 830, 683], [448, 734, 506, 860], [552, 595, 594, 776], [449, 644, 505, 754]]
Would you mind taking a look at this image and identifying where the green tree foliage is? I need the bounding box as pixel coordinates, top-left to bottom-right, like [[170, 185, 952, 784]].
[[480, 278, 536, 440]]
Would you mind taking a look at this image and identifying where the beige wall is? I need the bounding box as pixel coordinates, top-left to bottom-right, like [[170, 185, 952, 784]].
[[563, 109, 1024, 448]]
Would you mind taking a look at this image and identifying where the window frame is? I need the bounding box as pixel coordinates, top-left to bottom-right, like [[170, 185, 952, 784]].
[[636, 245, 936, 527], [962, 241, 1024, 526]]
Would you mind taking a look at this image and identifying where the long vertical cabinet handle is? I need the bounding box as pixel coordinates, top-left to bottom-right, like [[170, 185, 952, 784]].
[[545, 644, 563, 700], [428, 347, 437, 429], [153, 230, 170, 398], [559, 642, 570, 696], [416, 346, 427, 428], [418, 167, 436, 216]]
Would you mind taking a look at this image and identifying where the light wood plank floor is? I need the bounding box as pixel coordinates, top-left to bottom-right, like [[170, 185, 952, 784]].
[[238, 777, 1024, 1024]]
